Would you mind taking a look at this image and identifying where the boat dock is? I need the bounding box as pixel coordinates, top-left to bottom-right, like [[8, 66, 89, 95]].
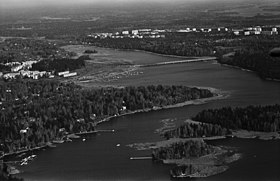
[[130, 157, 152, 160]]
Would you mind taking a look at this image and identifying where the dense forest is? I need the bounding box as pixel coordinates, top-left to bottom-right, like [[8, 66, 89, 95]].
[[192, 105, 280, 132], [152, 139, 214, 160], [218, 51, 280, 79], [217, 36, 280, 79], [163, 105, 280, 139], [30, 55, 88, 73], [0, 38, 73, 64], [0, 79, 213, 155], [163, 122, 230, 139]]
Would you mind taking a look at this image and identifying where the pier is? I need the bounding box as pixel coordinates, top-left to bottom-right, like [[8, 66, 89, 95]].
[[130, 157, 153, 160]]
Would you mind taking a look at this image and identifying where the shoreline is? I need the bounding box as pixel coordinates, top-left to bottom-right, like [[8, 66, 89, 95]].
[[219, 62, 280, 82], [183, 119, 280, 141], [232, 130, 280, 140], [1, 145, 48, 160], [95, 86, 227, 126], [1, 86, 224, 160]]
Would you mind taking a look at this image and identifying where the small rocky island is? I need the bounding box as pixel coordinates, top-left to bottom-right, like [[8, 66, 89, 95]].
[[153, 139, 241, 178]]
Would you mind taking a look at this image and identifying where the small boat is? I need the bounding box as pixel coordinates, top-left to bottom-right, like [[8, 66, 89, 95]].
[[82, 138, 86, 142], [116, 144, 120, 147], [20, 161, 28, 166]]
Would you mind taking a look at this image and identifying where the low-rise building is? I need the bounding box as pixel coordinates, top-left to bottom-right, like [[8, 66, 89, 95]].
[[20, 70, 47, 79], [132, 30, 139, 35], [254, 26, 262, 32], [11, 65, 23, 72], [177, 29, 189, 33], [58, 71, 70, 76], [261, 31, 277, 35], [138, 29, 152, 32], [244, 31, 250, 36], [63, 72, 77, 78], [233, 29, 243, 35], [3, 72, 20, 79], [254, 31, 261, 35], [122, 31, 129, 35]]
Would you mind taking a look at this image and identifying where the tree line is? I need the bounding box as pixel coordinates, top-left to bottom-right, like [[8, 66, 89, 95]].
[[152, 139, 214, 160], [163, 122, 230, 139], [192, 105, 280, 132], [30, 55, 88, 73], [217, 36, 280, 80]]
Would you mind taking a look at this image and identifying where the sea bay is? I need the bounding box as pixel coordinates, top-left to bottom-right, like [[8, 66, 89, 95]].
[[19, 47, 280, 181]]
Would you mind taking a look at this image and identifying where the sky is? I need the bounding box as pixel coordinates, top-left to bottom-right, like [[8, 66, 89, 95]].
[[1, 0, 161, 6], [0, 0, 212, 8], [1, 0, 271, 10]]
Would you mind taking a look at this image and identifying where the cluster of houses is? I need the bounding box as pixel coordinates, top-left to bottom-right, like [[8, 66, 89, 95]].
[[232, 26, 279, 36], [0, 60, 53, 80], [3, 70, 51, 80], [87, 29, 166, 39], [87, 25, 280, 39], [176, 27, 229, 33], [10, 61, 38, 72], [0, 61, 78, 80], [87, 27, 230, 39], [1, 70, 78, 80]]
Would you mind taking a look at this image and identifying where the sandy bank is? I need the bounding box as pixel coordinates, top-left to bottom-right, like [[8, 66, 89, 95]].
[[232, 130, 280, 140]]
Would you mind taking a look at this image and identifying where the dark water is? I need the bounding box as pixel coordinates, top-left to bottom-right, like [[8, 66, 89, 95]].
[[19, 48, 280, 181]]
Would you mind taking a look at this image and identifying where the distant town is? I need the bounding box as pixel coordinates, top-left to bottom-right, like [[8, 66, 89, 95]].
[[87, 25, 279, 39]]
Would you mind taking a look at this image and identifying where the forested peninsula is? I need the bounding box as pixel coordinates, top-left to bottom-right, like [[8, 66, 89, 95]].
[[0, 79, 214, 157]]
